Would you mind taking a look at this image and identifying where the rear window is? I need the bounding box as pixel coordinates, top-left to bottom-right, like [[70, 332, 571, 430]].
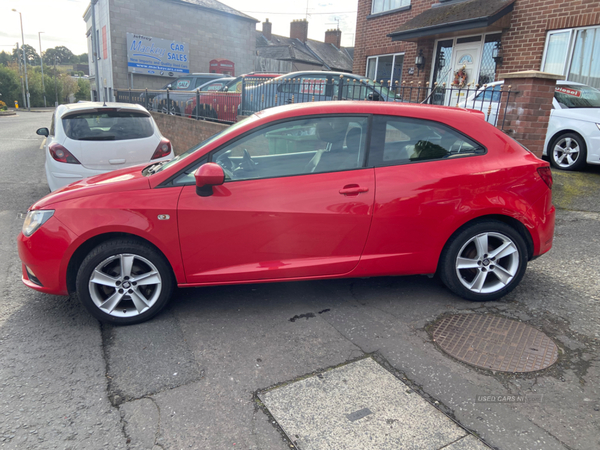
[[62, 111, 154, 141]]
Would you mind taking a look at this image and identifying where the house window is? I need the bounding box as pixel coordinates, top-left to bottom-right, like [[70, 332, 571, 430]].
[[542, 26, 600, 88], [371, 0, 410, 15], [366, 53, 404, 87]]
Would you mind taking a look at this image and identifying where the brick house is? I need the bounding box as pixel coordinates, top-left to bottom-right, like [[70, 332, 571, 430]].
[[353, 0, 600, 97]]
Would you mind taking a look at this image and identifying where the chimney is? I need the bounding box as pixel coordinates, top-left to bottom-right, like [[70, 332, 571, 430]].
[[290, 19, 308, 43], [262, 18, 272, 41], [325, 29, 342, 49]]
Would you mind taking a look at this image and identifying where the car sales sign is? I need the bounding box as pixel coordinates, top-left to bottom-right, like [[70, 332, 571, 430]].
[[126, 33, 189, 77]]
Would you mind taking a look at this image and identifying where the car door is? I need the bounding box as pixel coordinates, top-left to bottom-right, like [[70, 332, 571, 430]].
[[357, 115, 487, 277], [176, 115, 374, 284]]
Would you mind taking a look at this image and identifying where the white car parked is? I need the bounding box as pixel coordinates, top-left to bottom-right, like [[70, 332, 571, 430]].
[[37, 102, 174, 191], [459, 81, 600, 171]]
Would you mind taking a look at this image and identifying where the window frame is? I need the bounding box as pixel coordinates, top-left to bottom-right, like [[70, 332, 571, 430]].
[[541, 25, 600, 87], [367, 115, 487, 168], [165, 114, 374, 187], [370, 0, 411, 16], [365, 52, 405, 87]]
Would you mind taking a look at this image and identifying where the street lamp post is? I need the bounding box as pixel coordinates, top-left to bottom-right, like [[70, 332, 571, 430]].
[[38, 32, 46, 108], [12, 9, 30, 111]]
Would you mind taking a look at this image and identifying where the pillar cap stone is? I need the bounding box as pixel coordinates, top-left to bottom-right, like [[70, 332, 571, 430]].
[[499, 70, 565, 81]]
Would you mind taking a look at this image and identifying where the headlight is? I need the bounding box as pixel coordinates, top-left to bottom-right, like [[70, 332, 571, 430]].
[[22, 210, 54, 237]]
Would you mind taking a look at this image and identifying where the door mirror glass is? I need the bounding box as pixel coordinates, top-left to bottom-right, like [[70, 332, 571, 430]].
[[36, 127, 49, 137], [195, 163, 224, 196]]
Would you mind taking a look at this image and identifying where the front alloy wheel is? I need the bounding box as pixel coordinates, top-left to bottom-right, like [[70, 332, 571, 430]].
[[440, 221, 528, 301], [76, 239, 173, 325], [550, 133, 587, 171]]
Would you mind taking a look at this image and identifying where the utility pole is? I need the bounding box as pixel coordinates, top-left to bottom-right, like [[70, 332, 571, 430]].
[[13, 9, 30, 111], [16, 43, 26, 108], [54, 56, 58, 107], [38, 32, 47, 107]]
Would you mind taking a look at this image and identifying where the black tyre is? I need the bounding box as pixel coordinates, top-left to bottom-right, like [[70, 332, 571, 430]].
[[439, 220, 528, 301], [76, 239, 174, 325], [549, 132, 587, 171]]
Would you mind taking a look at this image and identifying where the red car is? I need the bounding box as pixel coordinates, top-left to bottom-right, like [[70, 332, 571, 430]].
[[184, 73, 280, 122], [18, 102, 555, 325]]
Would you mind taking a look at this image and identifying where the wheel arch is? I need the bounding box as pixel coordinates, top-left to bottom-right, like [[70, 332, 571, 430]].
[[66, 232, 176, 295], [438, 214, 534, 270]]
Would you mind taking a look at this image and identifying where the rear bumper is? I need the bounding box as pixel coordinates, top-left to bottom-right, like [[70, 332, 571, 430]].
[[530, 192, 555, 258]]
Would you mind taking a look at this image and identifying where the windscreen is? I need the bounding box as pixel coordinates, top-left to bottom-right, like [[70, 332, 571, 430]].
[[554, 85, 600, 108], [62, 111, 154, 141]]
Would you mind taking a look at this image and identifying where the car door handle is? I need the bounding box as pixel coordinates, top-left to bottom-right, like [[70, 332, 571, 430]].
[[339, 185, 369, 196]]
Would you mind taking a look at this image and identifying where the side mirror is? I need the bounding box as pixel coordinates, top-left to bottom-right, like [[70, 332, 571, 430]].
[[195, 162, 224, 197], [368, 91, 381, 101], [36, 127, 49, 137]]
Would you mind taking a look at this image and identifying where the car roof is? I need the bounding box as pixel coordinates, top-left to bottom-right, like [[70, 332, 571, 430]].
[[276, 71, 367, 80], [56, 102, 149, 117], [254, 100, 483, 123]]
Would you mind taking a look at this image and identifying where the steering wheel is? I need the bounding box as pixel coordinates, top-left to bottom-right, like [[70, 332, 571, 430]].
[[215, 153, 235, 179], [241, 149, 257, 171]]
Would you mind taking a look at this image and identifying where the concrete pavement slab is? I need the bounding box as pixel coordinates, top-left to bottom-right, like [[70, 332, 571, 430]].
[[259, 357, 483, 450]]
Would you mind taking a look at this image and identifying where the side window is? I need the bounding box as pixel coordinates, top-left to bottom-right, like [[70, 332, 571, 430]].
[[368, 116, 484, 167], [475, 88, 502, 102], [210, 116, 369, 182]]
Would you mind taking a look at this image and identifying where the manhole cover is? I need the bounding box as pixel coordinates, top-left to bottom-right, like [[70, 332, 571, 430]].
[[432, 314, 558, 372]]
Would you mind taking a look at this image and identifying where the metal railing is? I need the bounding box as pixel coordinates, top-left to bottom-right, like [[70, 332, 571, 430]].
[[115, 76, 514, 131]]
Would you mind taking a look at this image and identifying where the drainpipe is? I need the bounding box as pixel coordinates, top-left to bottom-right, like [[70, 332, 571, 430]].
[[91, 0, 102, 102]]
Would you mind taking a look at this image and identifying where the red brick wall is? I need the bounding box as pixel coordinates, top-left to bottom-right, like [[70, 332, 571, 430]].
[[150, 113, 229, 156], [498, 0, 600, 77], [353, 0, 600, 84]]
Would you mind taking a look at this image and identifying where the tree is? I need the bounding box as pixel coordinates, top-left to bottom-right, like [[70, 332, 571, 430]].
[[0, 51, 13, 66], [12, 44, 40, 66], [0, 65, 22, 106], [44, 46, 74, 65], [76, 53, 89, 64], [75, 78, 91, 101]]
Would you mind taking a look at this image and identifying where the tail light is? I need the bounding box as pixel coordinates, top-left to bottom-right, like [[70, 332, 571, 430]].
[[151, 138, 172, 160], [49, 143, 80, 164], [537, 166, 553, 189]]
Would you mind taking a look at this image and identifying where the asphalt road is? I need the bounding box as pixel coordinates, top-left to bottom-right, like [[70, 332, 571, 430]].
[[0, 111, 598, 450]]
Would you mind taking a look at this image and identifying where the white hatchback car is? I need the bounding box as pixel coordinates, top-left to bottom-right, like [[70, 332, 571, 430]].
[[459, 81, 600, 170], [37, 102, 174, 191]]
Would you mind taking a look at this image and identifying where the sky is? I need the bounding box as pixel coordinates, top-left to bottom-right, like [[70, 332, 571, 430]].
[[0, 0, 357, 58]]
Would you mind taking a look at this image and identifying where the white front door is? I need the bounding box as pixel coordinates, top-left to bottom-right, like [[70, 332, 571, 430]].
[[448, 42, 482, 106]]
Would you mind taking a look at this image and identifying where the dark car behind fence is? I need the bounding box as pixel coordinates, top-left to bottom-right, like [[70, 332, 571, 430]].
[[115, 76, 514, 131]]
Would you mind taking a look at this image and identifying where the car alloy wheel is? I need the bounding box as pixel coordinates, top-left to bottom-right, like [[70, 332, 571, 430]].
[[76, 239, 173, 324], [454, 232, 520, 294], [550, 133, 587, 171], [440, 221, 528, 301]]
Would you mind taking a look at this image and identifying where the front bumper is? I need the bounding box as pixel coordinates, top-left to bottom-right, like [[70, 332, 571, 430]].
[[17, 216, 78, 295]]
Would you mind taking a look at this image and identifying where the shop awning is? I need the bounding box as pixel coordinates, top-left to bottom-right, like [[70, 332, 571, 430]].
[[387, 0, 516, 42]]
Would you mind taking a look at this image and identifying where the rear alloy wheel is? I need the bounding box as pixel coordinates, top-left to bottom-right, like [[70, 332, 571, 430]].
[[550, 132, 587, 171], [440, 221, 528, 301], [76, 239, 174, 325]]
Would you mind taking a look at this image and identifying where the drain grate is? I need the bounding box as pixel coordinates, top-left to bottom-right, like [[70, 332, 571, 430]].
[[432, 314, 558, 372]]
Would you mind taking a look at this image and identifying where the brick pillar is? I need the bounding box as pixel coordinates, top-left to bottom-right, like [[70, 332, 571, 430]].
[[498, 71, 564, 158]]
